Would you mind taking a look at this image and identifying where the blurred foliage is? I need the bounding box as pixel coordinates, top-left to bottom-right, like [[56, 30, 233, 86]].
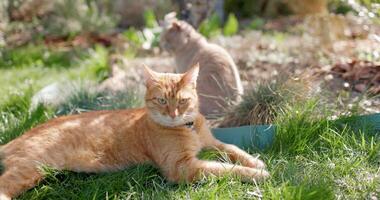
[[198, 13, 222, 38], [42, 0, 117, 37], [143, 9, 158, 29], [84, 45, 109, 82], [0, 44, 109, 104], [329, 0, 354, 14], [249, 17, 266, 30], [122, 9, 161, 52], [199, 13, 241, 38], [123, 28, 144, 47], [2, 0, 118, 45], [224, 0, 291, 18], [225, 0, 379, 18], [223, 13, 239, 36], [121, 28, 144, 58], [0, 45, 108, 82], [0, 45, 86, 69], [329, 0, 380, 18]]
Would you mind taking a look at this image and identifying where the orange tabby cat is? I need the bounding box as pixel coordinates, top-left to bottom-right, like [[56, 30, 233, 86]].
[[0, 64, 268, 200], [160, 13, 244, 118]]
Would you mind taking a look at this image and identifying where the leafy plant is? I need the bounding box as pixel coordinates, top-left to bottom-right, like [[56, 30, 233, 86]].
[[79, 45, 109, 82], [143, 9, 158, 29], [56, 85, 142, 116], [123, 27, 144, 47], [122, 10, 161, 51], [220, 76, 311, 127], [198, 13, 222, 38], [223, 13, 239, 36]]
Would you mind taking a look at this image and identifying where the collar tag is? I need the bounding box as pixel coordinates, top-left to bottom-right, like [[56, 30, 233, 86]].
[[185, 121, 194, 129]]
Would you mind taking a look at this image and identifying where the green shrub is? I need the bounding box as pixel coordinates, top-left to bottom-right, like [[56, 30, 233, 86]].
[[123, 27, 144, 47], [223, 13, 239, 36], [220, 76, 311, 127], [0, 89, 53, 144], [144, 9, 158, 29], [122, 10, 161, 51], [198, 13, 222, 38], [56, 86, 142, 116]]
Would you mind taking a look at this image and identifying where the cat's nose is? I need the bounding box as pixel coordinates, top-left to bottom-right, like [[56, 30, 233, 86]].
[[169, 109, 179, 119]]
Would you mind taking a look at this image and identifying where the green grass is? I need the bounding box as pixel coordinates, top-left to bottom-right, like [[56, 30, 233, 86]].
[[56, 85, 143, 115], [0, 43, 110, 143], [1, 44, 379, 199], [1, 95, 378, 199], [0, 45, 109, 105]]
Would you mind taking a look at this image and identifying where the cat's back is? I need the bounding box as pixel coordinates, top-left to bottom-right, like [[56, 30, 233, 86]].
[[187, 42, 243, 116], [193, 42, 243, 91], [195, 43, 235, 68], [1, 108, 146, 152], [26, 108, 145, 136], [0, 108, 148, 172]]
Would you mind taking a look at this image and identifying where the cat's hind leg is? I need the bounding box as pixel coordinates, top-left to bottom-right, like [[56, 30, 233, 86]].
[[0, 163, 43, 199]]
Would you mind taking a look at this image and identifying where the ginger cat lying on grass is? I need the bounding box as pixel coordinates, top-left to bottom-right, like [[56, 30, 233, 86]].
[[0, 64, 268, 200], [161, 13, 244, 118]]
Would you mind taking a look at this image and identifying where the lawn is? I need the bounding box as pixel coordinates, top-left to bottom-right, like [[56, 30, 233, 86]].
[[0, 44, 379, 200]]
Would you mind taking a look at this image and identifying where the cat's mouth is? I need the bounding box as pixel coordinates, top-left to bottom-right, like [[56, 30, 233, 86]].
[[149, 111, 196, 128]]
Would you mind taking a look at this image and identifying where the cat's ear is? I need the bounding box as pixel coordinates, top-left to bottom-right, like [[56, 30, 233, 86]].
[[164, 12, 177, 22], [180, 63, 199, 87], [162, 12, 177, 28], [143, 64, 158, 87], [171, 21, 182, 31]]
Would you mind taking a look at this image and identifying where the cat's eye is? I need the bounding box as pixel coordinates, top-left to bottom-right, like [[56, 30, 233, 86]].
[[156, 98, 167, 105], [179, 98, 189, 105]]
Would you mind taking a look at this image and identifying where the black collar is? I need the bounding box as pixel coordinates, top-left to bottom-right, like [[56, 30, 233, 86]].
[[185, 121, 194, 129]]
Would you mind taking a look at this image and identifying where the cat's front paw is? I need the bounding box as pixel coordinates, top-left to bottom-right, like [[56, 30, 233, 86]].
[[245, 157, 266, 169], [255, 169, 270, 181], [243, 168, 270, 183]]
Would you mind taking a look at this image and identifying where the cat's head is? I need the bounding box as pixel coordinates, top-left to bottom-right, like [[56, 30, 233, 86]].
[[143, 63, 199, 127], [160, 13, 197, 52]]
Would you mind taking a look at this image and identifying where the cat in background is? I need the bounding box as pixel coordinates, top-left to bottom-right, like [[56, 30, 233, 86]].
[[160, 12, 244, 118], [0, 64, 268, 200]]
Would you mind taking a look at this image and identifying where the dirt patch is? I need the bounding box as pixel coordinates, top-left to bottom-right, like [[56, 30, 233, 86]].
[[331, 60, 380, 95]]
